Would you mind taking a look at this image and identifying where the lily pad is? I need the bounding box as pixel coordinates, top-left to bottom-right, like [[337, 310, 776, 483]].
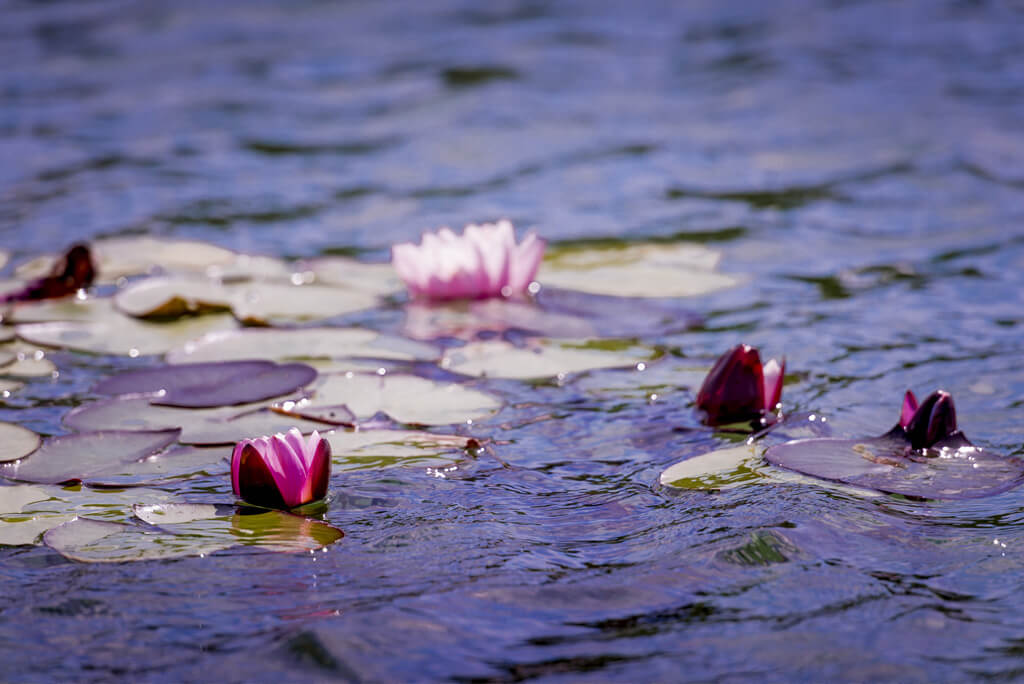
[[300, 256, 403, 296], [65, 396, 329, 446], [116, 276, 379, 324], [0, 429, 181, 484], [660, 445, 761, 490], [16, 238, 247, 284], [43, 517, 230, 562], [539, 242, 740, 298], [325, 429, 473, 471], [0, 422, 41, 463], [0, 379, 24, 395], [2, 356, 56, 378], [17, 309, 238, 357], [4, 296, 110, 324], [280, 373, 501, 425], [93, 360, 317, 408], [764, 436, 1024, 499], [83, 445, 230, 487], [0, 484, 51, 513], [0, 484, 174, 546], [133, 503, 343, 552], [441, 339, 653, 380], [0, 328, 15, 343], [166, 327, 437, 364], [402, 299, 596, 341]]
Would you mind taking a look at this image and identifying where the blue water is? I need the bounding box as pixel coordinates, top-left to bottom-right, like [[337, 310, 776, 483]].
[[3, 0, 1024, 681]]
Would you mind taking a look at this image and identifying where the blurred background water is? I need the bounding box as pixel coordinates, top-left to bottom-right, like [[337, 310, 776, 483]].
[[3, 0, 1024, 681]]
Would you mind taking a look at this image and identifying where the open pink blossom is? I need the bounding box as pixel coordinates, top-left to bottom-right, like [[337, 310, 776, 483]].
[[391, 220, 545, 301], [231, 428, 330, 509], [695, 344, 785, 426]]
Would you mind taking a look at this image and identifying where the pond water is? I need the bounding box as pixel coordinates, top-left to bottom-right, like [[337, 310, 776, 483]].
[[3, 0, 1024, 681]]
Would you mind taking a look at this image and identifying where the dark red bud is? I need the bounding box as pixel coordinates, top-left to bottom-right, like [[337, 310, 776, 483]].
[[235, 443, 287, 509], [696, 344, 765, 425], [905, 390, 958, 449]]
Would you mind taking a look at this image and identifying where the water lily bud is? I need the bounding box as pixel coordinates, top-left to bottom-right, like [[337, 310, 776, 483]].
[[231, 428, 330, 509], [391, 220, 545, 301], [904, 390, 958, 450], [3, 243, 96, 303], [696, 344, 785, 426]]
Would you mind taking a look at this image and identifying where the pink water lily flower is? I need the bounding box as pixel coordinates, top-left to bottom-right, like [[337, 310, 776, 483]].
[[391, 220, 546, 301], [696, 344, 785, 426], [231, 428, 331, 509]]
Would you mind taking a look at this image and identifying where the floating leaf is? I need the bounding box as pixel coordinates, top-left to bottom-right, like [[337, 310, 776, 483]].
[[325, 429, 473, 471], [93, 360, 317, 408], [116, 276, 378, 324], [0, 327, 15, 343], [0, 429, 181, 484], [43, 517, 230, 562], [0, 422, 41, 463], [280, 373, 501, 425], [764, 436, 1024, 499], [0, 379, 23, 394], [441, 339, 653, 380], [16, 238, 248, 284], [166, 327, 437, 364], [538, 242, 740, 298], [660, 445, 761, 490], [65, 397, 328, 446], [83, 445, 230, 487], [300, 257, 402, 296], [0, 484, 51, 513], [0, 485, 174, 546], [133, 503, 343, 552], [4, 296, 111, 324], [3, 356, 56, 378], [17, 309, 238, 356]]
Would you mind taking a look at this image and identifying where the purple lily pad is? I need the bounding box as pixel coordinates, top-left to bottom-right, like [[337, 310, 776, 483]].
[[0, 429, 181, 485], [93, 360, 317, 408], [764, 434, 1024, 500]]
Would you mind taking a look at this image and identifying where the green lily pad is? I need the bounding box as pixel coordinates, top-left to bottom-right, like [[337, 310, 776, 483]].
[[83, 445, 230, 487], [325, 429, 474, 471], [133, 503, 344, 553], [17, 309, 238, 356], [300, 257, 402, 297], [0, 422, 41, 463], [539, 242, 740, 298], [0, 484, 174, 546], [0, 379, 24, 395], [116, 276, 379, 324], [280, 372, 501, 425], [166, 327, 437, 364], [43, 517, 230, 562], [4, 296, 110, 324], [0, 429, 182, 484], [0, 328, 15, 343], [659, 445, 761, 490], [441, 339, 653, 380]]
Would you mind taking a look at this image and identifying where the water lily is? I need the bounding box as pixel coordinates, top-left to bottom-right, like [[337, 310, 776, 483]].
[[890, 389, 968, 450], [391, 220, 545, 301], [696, 344, 785, 426], [231, 428, 330, 509], [3, 244, 95, 303]]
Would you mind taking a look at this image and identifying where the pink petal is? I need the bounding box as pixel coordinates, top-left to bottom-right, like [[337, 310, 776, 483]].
[[900, 390, 919, 429], [761, 358, 785, 412], [508, 232, 545, 294], [301, 434, 331, 503]]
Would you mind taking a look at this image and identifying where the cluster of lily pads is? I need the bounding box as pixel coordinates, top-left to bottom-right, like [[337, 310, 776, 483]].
[[0, 224, 737, 561], [1, 222, 1019, 562]]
